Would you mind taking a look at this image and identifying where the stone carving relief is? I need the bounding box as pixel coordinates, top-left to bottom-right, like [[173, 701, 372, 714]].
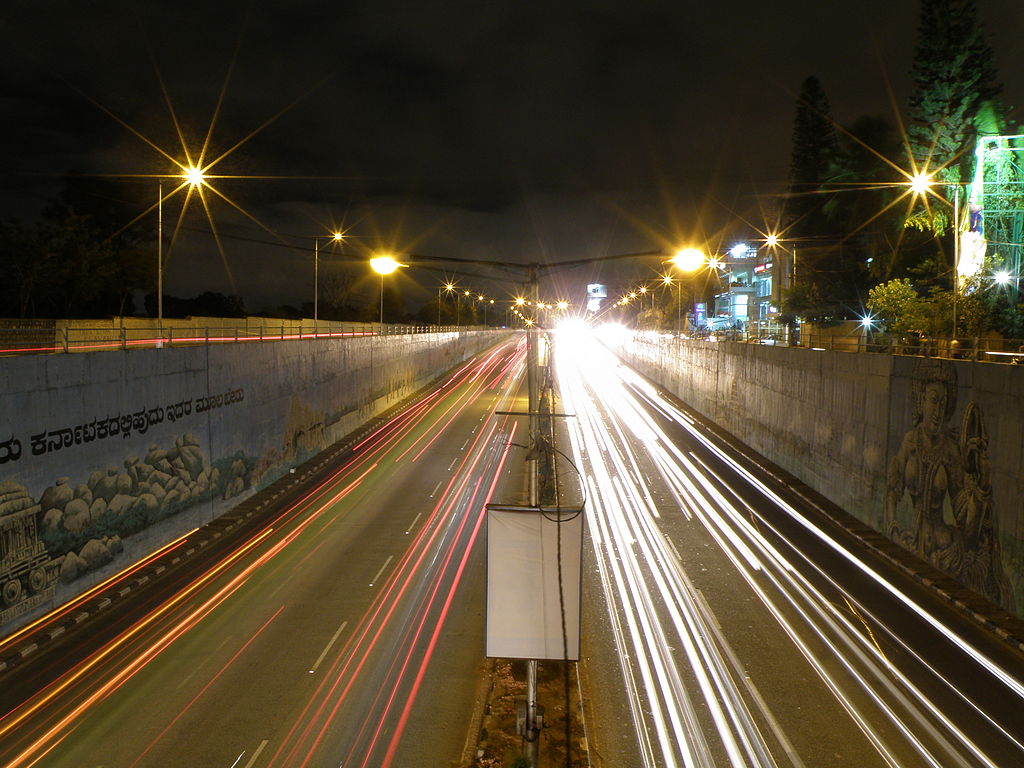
[[884, 359, 1015, 612]]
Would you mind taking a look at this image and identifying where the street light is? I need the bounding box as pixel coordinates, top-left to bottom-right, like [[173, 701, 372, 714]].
[[157, 167, 207, 329], [668, 248, 706, 333], [439, 282, 456, 326], [670, 248, 705, 273], [905, 172, 968, 334], [314, 231, 344, 324], [370, 255, 404, 325]]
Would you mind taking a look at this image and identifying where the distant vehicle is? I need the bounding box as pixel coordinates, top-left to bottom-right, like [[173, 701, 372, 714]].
[[756, 334, 782, 345]]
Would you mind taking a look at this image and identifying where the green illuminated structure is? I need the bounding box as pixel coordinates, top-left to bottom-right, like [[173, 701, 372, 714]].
[[969, 134, 1024, 288]]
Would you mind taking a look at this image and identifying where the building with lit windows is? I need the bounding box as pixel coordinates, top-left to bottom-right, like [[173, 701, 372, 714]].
[[709, 244, 782, 334]]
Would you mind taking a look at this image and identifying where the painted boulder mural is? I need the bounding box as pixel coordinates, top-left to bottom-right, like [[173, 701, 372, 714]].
[[0, 432, 254, 625]]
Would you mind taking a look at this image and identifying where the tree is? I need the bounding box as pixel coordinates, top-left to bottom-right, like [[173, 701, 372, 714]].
[[0, 218, 49, 318], [867, 278, 930, 335], [786, 76, 839, 242], [907, 0, 1003, 220]]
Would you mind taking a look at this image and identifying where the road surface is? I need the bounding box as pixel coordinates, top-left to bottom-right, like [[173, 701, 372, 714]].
[[555, 323, 1024, 768], [0, 338, 526, 768]]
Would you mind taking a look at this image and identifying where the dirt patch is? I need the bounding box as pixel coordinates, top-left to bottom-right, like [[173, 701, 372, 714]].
[[470, 658, 588, 768]]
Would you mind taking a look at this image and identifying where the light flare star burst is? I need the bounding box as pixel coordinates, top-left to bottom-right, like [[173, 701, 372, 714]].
[[72, 26, 334, 294]]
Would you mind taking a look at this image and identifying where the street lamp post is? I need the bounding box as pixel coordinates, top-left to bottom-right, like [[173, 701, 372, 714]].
[[669, 248, 706, 334], [370, 255, 403, 326], [439, 283, 453, 326], [314, 232, 344, 325], [157, 181, 163, 329], [909, 174, 967, 337], [158, 168, 206, 333]]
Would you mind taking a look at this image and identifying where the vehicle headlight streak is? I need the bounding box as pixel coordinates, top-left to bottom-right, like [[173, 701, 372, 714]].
[[554, 327, 1021, 768], [561, 345, 779, 767]]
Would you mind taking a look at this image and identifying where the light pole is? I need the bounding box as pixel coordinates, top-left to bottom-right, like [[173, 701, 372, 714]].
[[439, 282, 456, 326], [669, 248, 705, 334], [908, 173, 968, 336], [157, 180, 163, 328], [158, 168, 206, 330], [370, 255, 404, 326], [314, 232, 344, 324]]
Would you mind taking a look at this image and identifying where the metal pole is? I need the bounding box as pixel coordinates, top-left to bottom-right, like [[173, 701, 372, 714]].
[[379, 274, 385, 325], [438, 287, 442, 326], [314, 239, 319, 324], [157, 181, 163, 328], [953, 187, 960, 338], [524, 265, 540, 766], [676, 282, 681, 335]]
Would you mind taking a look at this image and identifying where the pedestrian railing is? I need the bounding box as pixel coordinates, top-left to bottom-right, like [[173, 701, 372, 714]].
[[0, 320, 493, 356], [637, 328, 1024, 364]]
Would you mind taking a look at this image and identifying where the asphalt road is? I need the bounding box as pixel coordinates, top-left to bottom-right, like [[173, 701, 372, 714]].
[[555, 324, 1024, 768], [0, 338, 527, 768]]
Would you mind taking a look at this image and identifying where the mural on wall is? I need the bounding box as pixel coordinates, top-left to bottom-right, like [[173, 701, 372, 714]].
[[251, 396, 328, 488], [0, 432, 254, 623], [0, 480, 61, 625], [884, 359, 1016, 613]]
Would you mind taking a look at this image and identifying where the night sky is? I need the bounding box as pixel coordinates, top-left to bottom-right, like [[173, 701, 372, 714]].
[[2, 0, 1023, 312]]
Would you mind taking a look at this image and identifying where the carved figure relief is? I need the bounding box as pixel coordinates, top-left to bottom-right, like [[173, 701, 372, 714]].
[[885, 359, 1015, 612]]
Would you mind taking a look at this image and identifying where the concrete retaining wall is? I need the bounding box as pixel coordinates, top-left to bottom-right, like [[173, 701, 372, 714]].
[[613, 333, 1024, 618], [0, 331, 509, 630]]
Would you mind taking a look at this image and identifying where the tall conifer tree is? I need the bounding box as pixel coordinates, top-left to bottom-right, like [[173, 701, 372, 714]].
[[787, 76, 838, 240], [907, 0, 1001, 190]]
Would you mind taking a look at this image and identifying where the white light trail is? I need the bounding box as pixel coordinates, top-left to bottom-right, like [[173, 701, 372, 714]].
[[553, 323, 1021, 768]]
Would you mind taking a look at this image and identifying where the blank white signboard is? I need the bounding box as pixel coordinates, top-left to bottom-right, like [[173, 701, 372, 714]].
[[485, 508, 583, 660]]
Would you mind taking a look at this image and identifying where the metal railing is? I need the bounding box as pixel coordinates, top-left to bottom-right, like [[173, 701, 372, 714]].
[[639, 327, 1024, 364], [789, 331, 1024, 363], [0, 319, 494, 356]]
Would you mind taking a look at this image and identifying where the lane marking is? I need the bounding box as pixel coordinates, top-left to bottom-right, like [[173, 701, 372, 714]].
[[429, 480, 443, 498], [242, 740, 269, 768], [448, 457, 459, 471], [369, 555, 394, 587], [310, 621, 349, 673], [229, 751, 245, 768], [461, 438, 470, 450], [406, 512, 423, 535]]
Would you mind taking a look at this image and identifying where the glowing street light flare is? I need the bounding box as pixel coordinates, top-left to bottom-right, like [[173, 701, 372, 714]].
[[671, 248, 705, 272], [182, 166, 207, 186], [370, 255, 403, 275], [909, 172, 933, 195]]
